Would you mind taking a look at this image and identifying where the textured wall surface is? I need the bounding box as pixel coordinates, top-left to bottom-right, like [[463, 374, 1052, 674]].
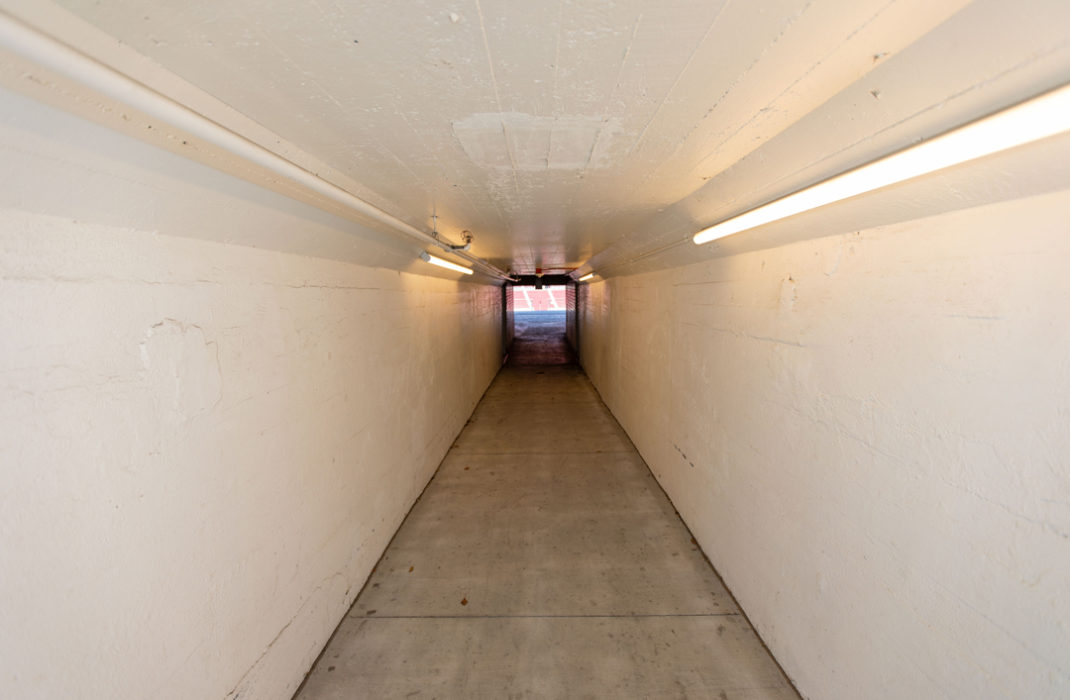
[[0, 87, 503, 700], [579, 190, 1070, 699], [0, 210, 501, 700]]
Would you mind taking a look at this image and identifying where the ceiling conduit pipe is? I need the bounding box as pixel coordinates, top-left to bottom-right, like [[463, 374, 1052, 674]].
[[0, 11, 515, 282]]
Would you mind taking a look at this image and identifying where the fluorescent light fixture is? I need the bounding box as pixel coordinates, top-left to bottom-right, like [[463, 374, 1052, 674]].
[[578, 273, 595, 282], [419, 251, 473, 275], [693, 83, 1070, 246]]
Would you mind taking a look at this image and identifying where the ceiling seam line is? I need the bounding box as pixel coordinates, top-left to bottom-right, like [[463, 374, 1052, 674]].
[[621, 0, 819, 204], [473, 0, 521, 198], [624, 0, 732, 159], [679, 0, 903, 181]]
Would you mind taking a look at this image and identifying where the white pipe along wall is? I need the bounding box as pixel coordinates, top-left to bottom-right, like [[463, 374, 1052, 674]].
[[0, 83, 503, 699], [578, 189, 1070, 699]]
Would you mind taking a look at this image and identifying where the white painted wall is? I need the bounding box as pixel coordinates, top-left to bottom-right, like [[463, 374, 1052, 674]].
[[0, 90, 503, 700], [579, 189, 1070, 699]]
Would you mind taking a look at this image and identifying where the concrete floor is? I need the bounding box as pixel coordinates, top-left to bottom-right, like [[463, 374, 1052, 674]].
[[294, 311, 799, 699]]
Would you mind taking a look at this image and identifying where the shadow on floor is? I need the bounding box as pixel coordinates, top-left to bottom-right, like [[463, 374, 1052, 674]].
[[509, 310, 572, 366]]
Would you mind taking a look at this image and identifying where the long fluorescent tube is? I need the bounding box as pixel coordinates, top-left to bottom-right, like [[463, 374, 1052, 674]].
[[578, 273, 595, 282], [420, 251, 473, 275], [0, 14, 519, 278], [693, 83, 1070, 245]]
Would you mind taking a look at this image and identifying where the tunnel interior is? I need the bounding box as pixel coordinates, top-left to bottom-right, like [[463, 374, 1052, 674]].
[[1, 2, 1069, 700]]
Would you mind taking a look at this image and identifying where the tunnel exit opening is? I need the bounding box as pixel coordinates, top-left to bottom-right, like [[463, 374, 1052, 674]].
[[506, 285, 572, 366], [513, 285, 565, 313]]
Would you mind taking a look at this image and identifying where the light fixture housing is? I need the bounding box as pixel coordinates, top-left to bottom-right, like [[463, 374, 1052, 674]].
[[419, 251, 473, 275], [578, 273, 595, 282], [693, 83, 1070, 246]]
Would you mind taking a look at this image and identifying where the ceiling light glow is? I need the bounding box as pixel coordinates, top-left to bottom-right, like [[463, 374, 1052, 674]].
[[693, 83, 1070, 246], [578, 273, 595, 282], [420, 251, 473, 275]]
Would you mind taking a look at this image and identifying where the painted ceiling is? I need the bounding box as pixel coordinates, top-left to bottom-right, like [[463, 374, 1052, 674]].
[[5, 0, 1070, 276]]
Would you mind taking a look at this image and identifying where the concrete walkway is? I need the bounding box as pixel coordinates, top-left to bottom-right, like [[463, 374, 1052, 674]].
[[295, 311, 799, 699]]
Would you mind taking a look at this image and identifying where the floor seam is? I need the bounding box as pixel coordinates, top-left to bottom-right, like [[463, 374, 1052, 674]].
[[351, 612, 742, 620], [447, 450, 637, 456]]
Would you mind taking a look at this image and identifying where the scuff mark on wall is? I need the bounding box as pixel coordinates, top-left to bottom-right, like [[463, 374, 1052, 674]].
[[824, 238, 844, 276], [139, 318, 223, 421], [778, 275, 797, 311], [672, 442, 695, 468]]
